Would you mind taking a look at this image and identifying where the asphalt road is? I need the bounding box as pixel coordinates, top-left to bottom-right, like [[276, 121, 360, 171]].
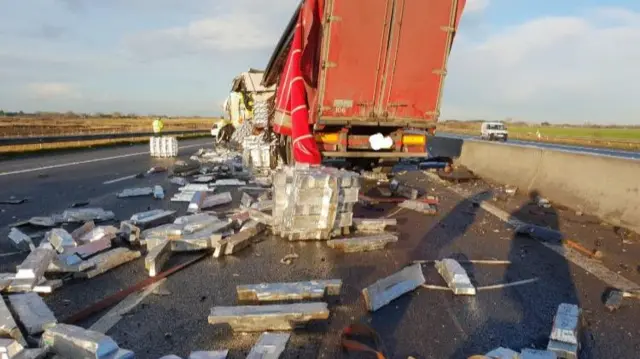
[[1, 140, 639, 358], [439, 132, 640, 160]]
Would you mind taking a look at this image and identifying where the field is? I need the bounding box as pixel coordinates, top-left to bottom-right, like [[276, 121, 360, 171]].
[[0, 116, 216, 137], [438, 121, 640, 152], [0, 116, 217, 154]]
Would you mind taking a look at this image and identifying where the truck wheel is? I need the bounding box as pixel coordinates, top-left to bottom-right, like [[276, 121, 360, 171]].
[[489, 134, 495, 141]]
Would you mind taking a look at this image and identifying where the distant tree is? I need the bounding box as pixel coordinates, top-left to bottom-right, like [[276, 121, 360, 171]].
[[111, 112, 122, 118], [0, 109, 4, 116], [541, 122, 551, 127]]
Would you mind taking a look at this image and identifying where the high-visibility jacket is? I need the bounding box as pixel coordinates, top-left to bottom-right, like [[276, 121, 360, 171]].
[[152, 119, 164, 133]]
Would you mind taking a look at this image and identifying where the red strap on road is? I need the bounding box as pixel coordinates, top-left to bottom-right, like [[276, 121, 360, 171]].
[[341, 323, 387, 359], [62, 252, 208, 324]]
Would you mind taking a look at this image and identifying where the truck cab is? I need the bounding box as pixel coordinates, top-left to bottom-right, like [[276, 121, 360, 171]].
[[481, 122, 508, 142]]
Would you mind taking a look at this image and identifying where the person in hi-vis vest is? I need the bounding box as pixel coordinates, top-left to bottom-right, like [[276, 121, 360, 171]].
[[152, 118, 164, 137]]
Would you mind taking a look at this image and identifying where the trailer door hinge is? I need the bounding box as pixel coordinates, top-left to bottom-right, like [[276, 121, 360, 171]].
[[432, 68, 447, 76], [327, 15, 342, 22], [323, 61, 337, 69], [440, 26, 455, 32]]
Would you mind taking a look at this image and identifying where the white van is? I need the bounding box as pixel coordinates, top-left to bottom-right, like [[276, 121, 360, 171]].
[[480, 122, 508, 142]]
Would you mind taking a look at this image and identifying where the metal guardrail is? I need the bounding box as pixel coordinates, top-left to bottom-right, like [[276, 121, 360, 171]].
[[0, 130, 211, 146]]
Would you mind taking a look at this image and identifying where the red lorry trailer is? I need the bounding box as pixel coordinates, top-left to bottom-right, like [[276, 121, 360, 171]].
[[262, 0, 467, 162]]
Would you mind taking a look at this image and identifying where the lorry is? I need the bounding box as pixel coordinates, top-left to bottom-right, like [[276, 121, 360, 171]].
[[261, 0, 467, 164], [480, 121, 508, 142]]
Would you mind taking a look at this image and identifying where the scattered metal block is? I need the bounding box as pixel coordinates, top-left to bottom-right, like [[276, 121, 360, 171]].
[[183, 215, 225, 234], [5, 278, 39, 293], [171, 235, 221, 252], [435, 259, 477, 295], [193, 175, 215, 183], [28, 217, 57, 227], [327, 233, 398, 253], [224, 223, 264, 255], [8, 293, 57, 335], [41, 324, 134, 359], [62, 208, 115, 223], [33, 279, 63, 294], [1, 273, 13, 291], [399, 200, 438, 215], [603, 288, 640, 311], [0, 297, 26, 345], [169, 177, 189, 186], [117, 187, 153, 198], [179, 184, 213, 192], [130, 210, 176, 228], [75, 248, 141, 279], [237, 280, 342, 302], [214, 179, 246, 186], [520, 349, 558, 359], [78, 226, 118, 244], [362, 264, 426, 312], [246, 333, 290, 359], [208, 302, 329, 332], [251, 200, 273, 212], [9, 228, 35, 252], [46, 229, 76, 253], [118, 221, 141, 244], [390, 180, 419, 199], [16, 248, 56, 280], [201, 192, 233, 210], [145, 240, 172, 277], [241, 192, 255, 208], [0, 338, 24, 359], [547, 340, 578, 359], [153, 185, 165, 199], [247, 209, 273, 226], [71, 221, 95, 242], [141, 224, 184, 241], [12, 348, 48, 359], [188, 192, 207, 213], [549, 303, 580, 345], [47, 255, 94, 274], [64, 238, 111, 259], [485, 347, 519, 359], [159, 355, 182, 359], [352, 218, 397, 233], [188, 351, 229, 359]]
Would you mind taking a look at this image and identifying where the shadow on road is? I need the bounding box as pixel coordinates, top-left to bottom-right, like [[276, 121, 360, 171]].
[[452, 190, 588, 358]]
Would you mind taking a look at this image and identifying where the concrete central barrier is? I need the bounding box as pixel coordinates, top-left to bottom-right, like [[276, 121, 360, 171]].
[[454, 140, 640, 233]]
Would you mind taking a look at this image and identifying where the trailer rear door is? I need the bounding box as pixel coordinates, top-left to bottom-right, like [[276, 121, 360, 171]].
[[378, 0, 465, 125], [318, 0, 392, 121]]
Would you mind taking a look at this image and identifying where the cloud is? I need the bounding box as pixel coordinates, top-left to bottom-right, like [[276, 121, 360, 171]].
[[466, 0, 490, 13], [26, 82, 79, 99], [442, 7, 640, 124]]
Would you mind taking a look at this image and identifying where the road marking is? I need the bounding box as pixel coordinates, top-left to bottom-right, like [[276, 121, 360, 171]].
[[0, 252, 21, 258], [89, 279, 166, 333], [0, 143, 207, 177], [103, 174, 138, 185], [422, 171, 640, 291]]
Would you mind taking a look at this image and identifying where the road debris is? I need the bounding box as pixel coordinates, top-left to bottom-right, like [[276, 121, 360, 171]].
[[153, 185, 165, 199], [142, 224, 183, 242], [8, 293, 57, 335], [246, 332, 290, 359], [208, 302, 330, 332], [14, 248, 56, 288], [327, 233, 398, 253], [32, 279, 63, 294], [77, 226, 118, 244], [65, 238, 112, 260], [237, 280, 342, 302], [188, 191, 207, 213], [1, 273, 13, 291], [201, 192, 233, 209], [352, 218, 397, 233], [519, 349, 558, 359], [169, 177, 189, 186], [42, 324, 134, 359], [188, 351, 229, 359], [9, 228, 35, 252], [413, 259, 511, 265], [193, 175, 215, 183], [547, 303, 580, 359], [47, 228, 76, 252], [27, 217, 57, 228], [130, 209, 176, 228], [117, 187, 153, 198], [118, 221, 141, 245], [224, 223, 264, 255], [62, 208, 115, 223], [435, 259, 476, 295], [0, 296, 27, 345], [603, 288, 640, 311], [485, 347, 520, 358], [74, 248, 141, 279], [362, 263, 426, 312], [214, 179, 246, 186], [71, 221, 95, 242], [476, 277, 540, 291], [515, 224, 564, 243], [279, 253, 298, 265], [0, 198, 27, 205], [145, 240, 171, 277], [399, 199, 438, 215]]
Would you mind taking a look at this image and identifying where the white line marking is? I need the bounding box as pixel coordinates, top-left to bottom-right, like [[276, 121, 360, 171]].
[[103, 174, 137, 185], [89, 279, 166, 333], [422, 171, 640, 291], [0, 143, 207, 177], [0, 252, 22, 258]]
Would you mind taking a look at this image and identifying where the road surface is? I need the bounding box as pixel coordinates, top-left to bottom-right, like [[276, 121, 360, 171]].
[[1, 139, 639, 358], [439, 132, 640, 160]]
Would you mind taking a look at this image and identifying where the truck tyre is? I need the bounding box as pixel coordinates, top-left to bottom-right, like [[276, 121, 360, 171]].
[[489, 134, 495, 141], [503, 135, 508, 142]]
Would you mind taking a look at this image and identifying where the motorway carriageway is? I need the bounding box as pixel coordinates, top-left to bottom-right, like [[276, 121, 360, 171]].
[[1, 137, 640, 358], [439, 132, 640, 160]]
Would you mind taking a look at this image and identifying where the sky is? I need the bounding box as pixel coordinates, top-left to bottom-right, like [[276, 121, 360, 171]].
[[0, 0, 639, 125]]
